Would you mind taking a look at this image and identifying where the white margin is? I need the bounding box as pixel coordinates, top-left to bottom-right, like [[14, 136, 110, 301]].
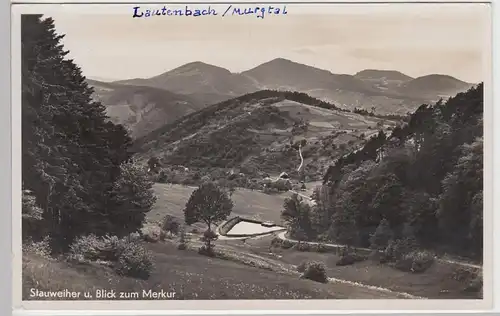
[[8, 0, 497, 315]]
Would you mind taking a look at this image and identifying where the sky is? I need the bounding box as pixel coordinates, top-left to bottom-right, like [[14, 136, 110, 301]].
[[37, 3, 490, 83]]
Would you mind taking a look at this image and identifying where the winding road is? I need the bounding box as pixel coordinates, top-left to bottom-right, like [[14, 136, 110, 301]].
[[275, 231, 482, 270], [297, 144, 304, 172]]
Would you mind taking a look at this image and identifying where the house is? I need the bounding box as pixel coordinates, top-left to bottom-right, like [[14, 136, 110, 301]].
[[279, 172, 290, 179]]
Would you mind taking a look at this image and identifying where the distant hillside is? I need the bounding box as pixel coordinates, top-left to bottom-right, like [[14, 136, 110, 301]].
[[98, 59, 475, 138], [354, 69, 413, 92], [88, 79, 203, 138], [114, 62, 259, 106], [243, 58, 377, 94], [134, 90, 399, 182], [397, 74, 474, 100], [354, 69, 414, 82], [241, 59, 413, 112]]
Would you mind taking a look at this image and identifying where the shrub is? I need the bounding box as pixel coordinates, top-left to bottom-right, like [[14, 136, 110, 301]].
[[301, 261, 328, 283], [68, 234, 103, 261], [452, 267, 477, 282], [315, 243, 328, 253], [115, 242, 155, 279], [336, 246, 367, 266], [98, 235, 128, 261], [297, 261, 308, 272], [336, 252, 367, 266], [198, 245, 215, 257], [201, 229, 218, 254], [127, 232, 142, 243], [384, 238, 417, 262], [22, 236, 52, 258], [263, 186, 280, 194], [293, 242, 311, 252], [451, 267, 483, 294], [395, 250, 435, 273], [68, 234, 139, 264], [281, 239, 295, 249], [141, 225, 162, 243], [464, 270, 483, 293], [157, 170, 167, 183], [177, 243, 187, 250], [161, 215, 180, 235], [270, 237, 283, 248]]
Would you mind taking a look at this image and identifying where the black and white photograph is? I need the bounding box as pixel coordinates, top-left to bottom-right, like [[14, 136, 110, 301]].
[[14, 2, 490, 306]]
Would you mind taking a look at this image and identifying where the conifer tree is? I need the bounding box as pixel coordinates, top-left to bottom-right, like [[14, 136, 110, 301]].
[[22, 15, 139, 252]]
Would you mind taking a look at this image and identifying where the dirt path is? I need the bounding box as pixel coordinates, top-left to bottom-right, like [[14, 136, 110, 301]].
[[200, 239, 424, 299], [276, 231, 482, 270]]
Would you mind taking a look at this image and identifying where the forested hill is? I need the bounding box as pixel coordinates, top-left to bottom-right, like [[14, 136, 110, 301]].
[[22, 15, 154, 253], [309, 84, 483, 259], [132, 89, 399, 182], [323, 84, 483, 185]]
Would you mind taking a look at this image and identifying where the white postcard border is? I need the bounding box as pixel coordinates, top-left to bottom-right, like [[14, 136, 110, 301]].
[[5, 1, 497, 314]]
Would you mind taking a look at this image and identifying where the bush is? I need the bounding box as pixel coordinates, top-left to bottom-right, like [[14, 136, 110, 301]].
[[161, 215, 180, 235], [270, 237, 283, 248], [293, 242, 311, 252], [451, 267, 483, 294], [115, 242, 155, 279], [198, 245, 215, 257], [263, 186, 280, 195], [177, 243, 187, 250], [336, 252, 367, 266], [157, 170, 167, 183], [200, 229, 218, 254], [141, 225, 163, 243], [127, 232, 142, 243], [98, 235, 128, 262], [67, 232, 151, 265], [68, 234, 103, 262], [301, 261, 329, 283], [395, 250, 435, 273], [464, 270, 483, 293], [315, 243, 328, 253], [22, 236, 52, 258], [336, 246, 367, 266], [282, 240, 295, 249], [297, 261, 308, 273], [384, 238, 417, 262], [452, 267, 477, 282]]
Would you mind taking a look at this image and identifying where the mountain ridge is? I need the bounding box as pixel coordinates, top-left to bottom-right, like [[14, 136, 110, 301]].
[[88, 58, 476, 139]]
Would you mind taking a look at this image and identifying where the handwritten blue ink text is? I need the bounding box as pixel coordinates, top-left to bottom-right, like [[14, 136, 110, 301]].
[[132, 5, 288, 19]]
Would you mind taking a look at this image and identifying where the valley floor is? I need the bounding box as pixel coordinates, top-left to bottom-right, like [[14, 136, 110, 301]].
[[22, 183, 482, 301]]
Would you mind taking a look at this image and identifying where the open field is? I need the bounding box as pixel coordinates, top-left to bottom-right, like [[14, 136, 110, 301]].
[[23, 241, 408, 300], [141, 183, 482, 300], [213, 235, 481, 300], [148, 183, 287, 225]]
